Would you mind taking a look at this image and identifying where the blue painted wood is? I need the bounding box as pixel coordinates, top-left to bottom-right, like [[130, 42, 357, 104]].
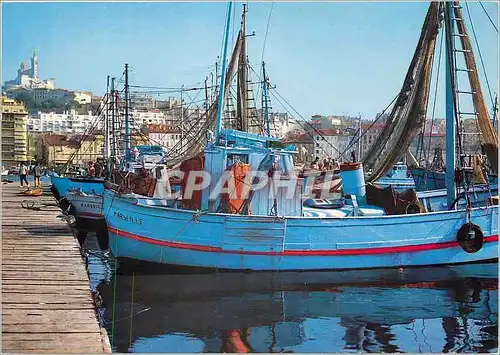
[[100, 2, 500, 273], [411, 167, 445, 191], [103, 188, 498, 271], [50, 175, 104, 197], [374, 163, 415, 191]]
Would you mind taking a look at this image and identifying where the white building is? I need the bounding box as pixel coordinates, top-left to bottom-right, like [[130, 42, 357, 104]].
[[147, 124, 181, 151], [28, 110, 100, 134], [29, 89, 70, 103], [312, 129, 355, 161], [131, 109, 171, 129], [73, 91, 92, 105], [270, 114, 302, 138]]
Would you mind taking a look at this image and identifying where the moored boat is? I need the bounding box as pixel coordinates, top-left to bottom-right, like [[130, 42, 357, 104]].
[[102, 1, 498, 271], [373, 162, 416, 191]]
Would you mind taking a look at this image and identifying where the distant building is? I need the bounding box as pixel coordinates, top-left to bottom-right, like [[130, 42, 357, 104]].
[[312, 129, 354, 161], [146, 124, 181, 151], [28, 110, 99, 134], [130, 95, 156, 111], [409, 132, 446, 165], [310, 115, 332, 130], [281, 132, 314, 164], [6, 88, 93, 110], [27, 132, 42, 162], [3, 49, 56, 90], [359, 122, 385, 160], [26, 88, 70, 103], [269, 112, 301, 138], [73, 91, 93, 105], [1, 96, 28, 167], [38, 134, 103, 166], [131, 109, 170, 129]]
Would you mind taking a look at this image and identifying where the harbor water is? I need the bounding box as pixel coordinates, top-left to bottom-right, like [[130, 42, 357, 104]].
[[82, 235, 498, 353]]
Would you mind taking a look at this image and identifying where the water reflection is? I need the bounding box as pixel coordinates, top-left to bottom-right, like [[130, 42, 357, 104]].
[[83, 235, 498, 353]]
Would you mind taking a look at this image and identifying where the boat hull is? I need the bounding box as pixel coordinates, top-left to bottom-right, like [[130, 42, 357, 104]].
[[65, 191, 104, 220], [373, 177, 416, 191], [50, 175, 104, 200], [417, 183, 498, 212], [103, 189, 498, 271], [411, 167, 445, 191]]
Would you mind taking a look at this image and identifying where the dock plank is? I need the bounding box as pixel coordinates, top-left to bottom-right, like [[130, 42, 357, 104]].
[[1, 183, 110, 353]]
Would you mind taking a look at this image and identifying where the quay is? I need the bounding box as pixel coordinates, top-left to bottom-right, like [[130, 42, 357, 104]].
[[1, 183, 111, 353]]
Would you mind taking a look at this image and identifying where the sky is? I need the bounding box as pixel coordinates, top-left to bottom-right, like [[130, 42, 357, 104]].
[[2, 1, 499, 120]]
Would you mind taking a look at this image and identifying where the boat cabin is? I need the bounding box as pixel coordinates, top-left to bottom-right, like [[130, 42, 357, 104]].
[[200, 129, 304, 216]]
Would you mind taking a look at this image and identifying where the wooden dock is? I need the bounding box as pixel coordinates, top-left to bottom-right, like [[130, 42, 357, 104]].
[[1, 183, 111, 353]]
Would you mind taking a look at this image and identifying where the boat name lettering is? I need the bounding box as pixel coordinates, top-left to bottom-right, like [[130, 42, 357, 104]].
[[80, 203, 100, 209], [114, 211, 143, 225]]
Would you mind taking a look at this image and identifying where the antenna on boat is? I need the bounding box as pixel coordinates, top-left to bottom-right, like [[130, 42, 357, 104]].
[[262, 61, 271, 137], [215, 1, 234, 143], [124, 63, 131, 163]]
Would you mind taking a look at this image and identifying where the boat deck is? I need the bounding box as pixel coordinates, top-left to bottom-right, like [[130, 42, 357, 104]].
[[1, 183, 111, 353]]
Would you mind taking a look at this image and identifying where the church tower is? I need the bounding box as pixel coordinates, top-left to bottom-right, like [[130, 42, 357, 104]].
[[30, 48, 38, 79]]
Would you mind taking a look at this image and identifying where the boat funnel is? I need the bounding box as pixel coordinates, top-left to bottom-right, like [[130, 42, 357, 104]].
[[339, 162, 366, 199]]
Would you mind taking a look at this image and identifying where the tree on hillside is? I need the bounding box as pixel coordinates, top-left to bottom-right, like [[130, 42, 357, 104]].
[[13, 92, 37, 109]]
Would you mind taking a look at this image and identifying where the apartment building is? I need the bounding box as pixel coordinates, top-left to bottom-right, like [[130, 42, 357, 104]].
[[1, 96, 28, 167]]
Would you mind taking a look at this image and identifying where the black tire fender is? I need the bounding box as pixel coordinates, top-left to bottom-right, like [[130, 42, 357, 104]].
[[456, 222, 484, 253]]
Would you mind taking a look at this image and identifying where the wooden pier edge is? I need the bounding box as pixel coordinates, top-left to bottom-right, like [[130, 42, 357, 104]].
[[1, 182, 112, 353]]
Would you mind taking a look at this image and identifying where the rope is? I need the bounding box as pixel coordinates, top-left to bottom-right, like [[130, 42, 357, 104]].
[[417, 27, 443, 165], [128, 272, 135, 350], [20, 199, 59, 210], [424, 26, 444, 168], [269, 87, 346, 159], [341, 94, 399, 158], [60, 94, 109, 170], [260, 2, 275, 64], [464, 1, 495, 106], [478, 1, 498, 33]]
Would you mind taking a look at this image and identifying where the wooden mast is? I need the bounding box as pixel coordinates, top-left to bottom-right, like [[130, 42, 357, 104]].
[[237, 4, 249, 132], [452, 1, 498, 173]]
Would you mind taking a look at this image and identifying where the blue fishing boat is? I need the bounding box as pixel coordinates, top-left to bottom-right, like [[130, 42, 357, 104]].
[[373, 162, 416, 191], [411, 166, 446, 191], [50, 174, 104, 201], [102, 1, 498, 271], [63, 144, 168, 220]]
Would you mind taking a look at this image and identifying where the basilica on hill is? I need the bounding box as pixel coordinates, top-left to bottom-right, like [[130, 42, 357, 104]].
[[3, 49, 56, 91]]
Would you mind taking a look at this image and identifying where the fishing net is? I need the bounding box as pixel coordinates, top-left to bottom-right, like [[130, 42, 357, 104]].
[[363, 2, 444, 182]]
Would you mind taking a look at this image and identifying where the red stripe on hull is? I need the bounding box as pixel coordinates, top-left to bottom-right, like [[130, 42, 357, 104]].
[[107, 227, 498, 256], [78, 212, 103, 218]]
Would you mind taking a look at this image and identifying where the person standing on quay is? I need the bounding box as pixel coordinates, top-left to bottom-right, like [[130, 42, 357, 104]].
[[19, 162, 29, 187], [33, 162, 42, 187]]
